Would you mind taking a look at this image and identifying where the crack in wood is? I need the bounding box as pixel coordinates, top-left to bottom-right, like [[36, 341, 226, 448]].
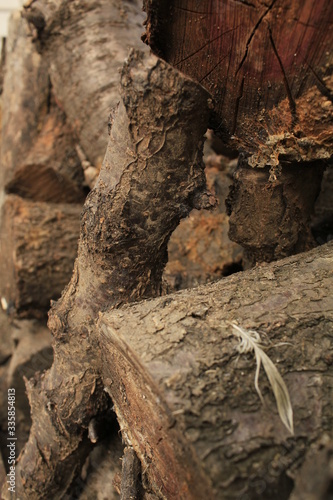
[[235, 0, 277, 76], [269, 27, 298, 126], [232, 76, 245, 135], [307, 63, 333, 103], [294, 18, 318, 29], [232, 0, 256, 8], [199, 50, 231, 83], [174, 26, 239, 67], [174, 5, 212, 16]]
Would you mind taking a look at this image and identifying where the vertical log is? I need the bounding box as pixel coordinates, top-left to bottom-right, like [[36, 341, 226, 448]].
[[226, 156, 324, 266]]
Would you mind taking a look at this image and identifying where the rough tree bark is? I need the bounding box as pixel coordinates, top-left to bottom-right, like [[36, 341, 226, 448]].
[[99, 240, 333, 499], [3, 50, 213, 499]]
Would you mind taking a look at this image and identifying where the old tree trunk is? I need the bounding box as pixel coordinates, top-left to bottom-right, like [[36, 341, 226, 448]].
[[0, 1, 332, 499]]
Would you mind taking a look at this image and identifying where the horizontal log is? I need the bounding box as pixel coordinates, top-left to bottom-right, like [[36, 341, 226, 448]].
[[0, 195, 81, 318], [99, 241, 333, 499]]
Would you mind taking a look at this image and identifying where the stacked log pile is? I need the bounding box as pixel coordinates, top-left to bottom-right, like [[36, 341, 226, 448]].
[[0, 1, 332, 499]]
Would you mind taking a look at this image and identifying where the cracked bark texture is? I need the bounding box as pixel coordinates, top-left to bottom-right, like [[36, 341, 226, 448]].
[[1, 50, 212, 499], [144, 0, 333, 167], [99, 241, 333, 500]]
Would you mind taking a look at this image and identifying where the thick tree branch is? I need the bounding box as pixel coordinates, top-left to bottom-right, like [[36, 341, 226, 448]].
[[2, 49, 212, 499]]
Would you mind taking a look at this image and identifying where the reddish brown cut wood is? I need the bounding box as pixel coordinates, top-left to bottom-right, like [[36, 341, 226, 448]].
[[144, 0, 333, 166]]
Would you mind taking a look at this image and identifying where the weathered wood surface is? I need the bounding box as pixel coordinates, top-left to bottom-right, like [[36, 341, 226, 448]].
[[23, 0, 148, 170], [99, 241, 333, 499], [144, 0, 333, 167], [0, 195, 81, 318], [4, 50, 213, 499]]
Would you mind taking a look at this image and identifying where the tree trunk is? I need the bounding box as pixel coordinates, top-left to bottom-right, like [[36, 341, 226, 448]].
[[98, 241, 333, 499]]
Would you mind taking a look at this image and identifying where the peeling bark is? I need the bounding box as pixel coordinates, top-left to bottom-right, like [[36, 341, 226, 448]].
[[99, 241, 333, 499], [120, 447, 141, 500]]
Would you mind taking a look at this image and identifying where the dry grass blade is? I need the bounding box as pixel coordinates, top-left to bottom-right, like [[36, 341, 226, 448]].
[[229, 322, 294, 434]]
